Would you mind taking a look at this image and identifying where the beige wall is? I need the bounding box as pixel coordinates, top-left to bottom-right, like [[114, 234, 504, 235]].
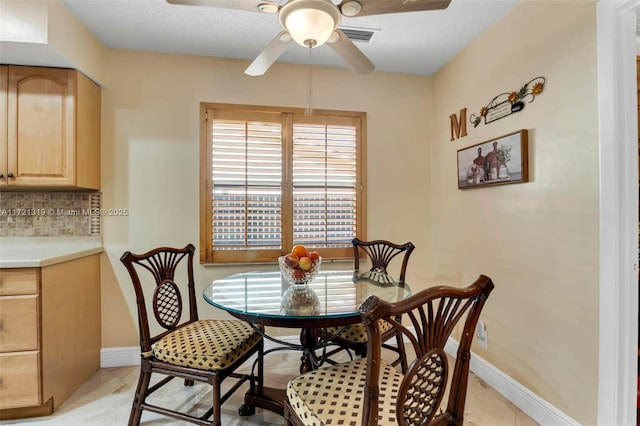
[[46, 0, 105, 84], [430, 1, 599, 424], [0, 0, 105, 84], [99, 50, 432, 346]]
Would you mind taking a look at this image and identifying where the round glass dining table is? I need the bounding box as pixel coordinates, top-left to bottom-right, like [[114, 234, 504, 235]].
[[203, 268, 411, 416], [204, 269, 410, 325]]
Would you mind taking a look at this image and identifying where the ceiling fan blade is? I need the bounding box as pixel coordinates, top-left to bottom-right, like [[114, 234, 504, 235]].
[[327, 30, 374, 75], [166, 0, 277, 13], [341, 0, 451, 17], [245, 32, 293, 76]]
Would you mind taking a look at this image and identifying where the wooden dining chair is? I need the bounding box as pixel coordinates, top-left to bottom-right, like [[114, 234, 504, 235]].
[[120, 244, 263, 426], [325, 238, 415, 372], [284, 274, 494, 426]]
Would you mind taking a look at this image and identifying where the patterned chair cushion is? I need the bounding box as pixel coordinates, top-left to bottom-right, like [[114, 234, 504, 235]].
[[326, 320, 394, 344], [153, 319, 261, 371], [286, 358, 403, 425]]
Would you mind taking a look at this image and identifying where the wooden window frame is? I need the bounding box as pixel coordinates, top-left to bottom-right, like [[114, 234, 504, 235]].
[[199, 103, 367, 264]]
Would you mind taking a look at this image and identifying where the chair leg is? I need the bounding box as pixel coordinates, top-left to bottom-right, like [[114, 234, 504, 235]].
[[356, 343, 367, 357], [257, 339, 264, 394], [184, 379, 194, 386], [395, 331, 408, 373], [212, 376, 222, 426], [283, 401, 292, 426], [129, 369, 151, 426]]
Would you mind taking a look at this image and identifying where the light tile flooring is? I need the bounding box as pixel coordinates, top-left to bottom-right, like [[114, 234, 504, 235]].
[[1, 349, 538, 426]]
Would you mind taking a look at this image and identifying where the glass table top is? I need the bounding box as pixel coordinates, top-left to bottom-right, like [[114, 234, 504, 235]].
[[203, 269, 412, 321]]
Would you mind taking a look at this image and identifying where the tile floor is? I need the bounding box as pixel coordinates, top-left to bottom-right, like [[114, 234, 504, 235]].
[[1, 349, 539, 426]]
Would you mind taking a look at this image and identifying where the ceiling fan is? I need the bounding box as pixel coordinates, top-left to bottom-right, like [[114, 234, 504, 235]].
[[166, 0, 451, 76]]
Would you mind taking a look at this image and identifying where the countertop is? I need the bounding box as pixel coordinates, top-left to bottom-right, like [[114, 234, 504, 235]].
[[0, 236, 103, 268]]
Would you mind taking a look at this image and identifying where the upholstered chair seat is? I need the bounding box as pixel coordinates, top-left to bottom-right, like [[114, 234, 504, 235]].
[[287, 359, 402, 425], [326, 319, 393, 343], [153, 319, 262, 371]]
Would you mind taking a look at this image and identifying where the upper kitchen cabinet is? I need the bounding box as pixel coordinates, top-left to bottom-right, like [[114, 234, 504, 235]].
[[0, 66, 101, 189]]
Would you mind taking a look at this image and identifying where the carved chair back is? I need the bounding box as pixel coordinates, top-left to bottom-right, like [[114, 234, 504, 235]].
[[359, 275, 494, 425], [120, 244, 198, 354], [352, 238, 415, 283]]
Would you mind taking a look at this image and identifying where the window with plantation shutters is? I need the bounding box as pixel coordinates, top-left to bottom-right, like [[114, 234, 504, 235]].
[[292, 119, 357, 248], [200, 104, 366, 264]]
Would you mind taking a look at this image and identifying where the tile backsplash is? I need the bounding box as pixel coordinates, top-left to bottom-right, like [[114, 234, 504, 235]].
[[0, 192, 101, 237]]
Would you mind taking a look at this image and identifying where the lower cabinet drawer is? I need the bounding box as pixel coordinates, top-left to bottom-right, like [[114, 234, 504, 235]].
[[0, 352, 40, 409], [0, 269, 38, 296], [0, 295, 39, 352]]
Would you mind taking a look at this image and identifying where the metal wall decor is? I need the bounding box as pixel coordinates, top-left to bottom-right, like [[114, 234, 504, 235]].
[[470, 77, 546, 127]]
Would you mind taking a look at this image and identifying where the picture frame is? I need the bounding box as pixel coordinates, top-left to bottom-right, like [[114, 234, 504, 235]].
[[457, 129, 528, 190]]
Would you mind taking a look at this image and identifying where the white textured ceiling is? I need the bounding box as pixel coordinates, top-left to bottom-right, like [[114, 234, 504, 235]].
[[57, 0, 520, 76]]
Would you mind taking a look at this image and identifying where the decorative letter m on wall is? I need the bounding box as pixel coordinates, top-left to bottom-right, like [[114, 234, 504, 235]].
[[450, 108, 467, 141]]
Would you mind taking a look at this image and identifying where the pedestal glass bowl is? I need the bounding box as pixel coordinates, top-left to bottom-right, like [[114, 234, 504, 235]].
[[280, 285, 321, 316], [278, 256, 321, 286]]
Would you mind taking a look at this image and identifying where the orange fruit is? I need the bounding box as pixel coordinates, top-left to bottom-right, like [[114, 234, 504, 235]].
[[291, 244, 308, 258]]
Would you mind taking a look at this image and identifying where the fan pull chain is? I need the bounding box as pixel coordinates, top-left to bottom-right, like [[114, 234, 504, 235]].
[[305, 45, 314, 116]]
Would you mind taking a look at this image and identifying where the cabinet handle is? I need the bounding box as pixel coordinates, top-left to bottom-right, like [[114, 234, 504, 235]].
[[0, 173, 3, 178], [6, 172, 14, 178]]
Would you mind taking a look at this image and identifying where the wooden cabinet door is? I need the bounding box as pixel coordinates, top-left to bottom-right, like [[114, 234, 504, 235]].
[[6, 66, 75, 186]]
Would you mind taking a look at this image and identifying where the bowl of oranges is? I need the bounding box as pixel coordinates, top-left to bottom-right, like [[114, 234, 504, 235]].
[[278, 245, 321, 285]]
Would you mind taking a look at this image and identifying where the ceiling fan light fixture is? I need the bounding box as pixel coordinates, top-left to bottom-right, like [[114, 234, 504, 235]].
[[279, 0, 341, 48], [257, 2, 279, 13], [339, 1, 362, 17]]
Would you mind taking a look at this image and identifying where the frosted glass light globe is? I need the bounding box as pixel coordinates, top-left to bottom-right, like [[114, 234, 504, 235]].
[[279, 0, 341, 48]]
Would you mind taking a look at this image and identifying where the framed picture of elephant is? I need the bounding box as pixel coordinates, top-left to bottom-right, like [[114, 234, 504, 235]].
[[457, 129, 529, 190]]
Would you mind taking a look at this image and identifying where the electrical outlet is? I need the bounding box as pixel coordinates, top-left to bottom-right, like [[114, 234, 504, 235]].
[[476, 320, 488, 349], [478, 330, 488, 349]]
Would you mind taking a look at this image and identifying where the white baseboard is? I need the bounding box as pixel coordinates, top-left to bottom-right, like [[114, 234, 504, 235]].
[[444, 338, 579, 426], [100, 336, 579, 426], [100, 346, 140, 368]]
